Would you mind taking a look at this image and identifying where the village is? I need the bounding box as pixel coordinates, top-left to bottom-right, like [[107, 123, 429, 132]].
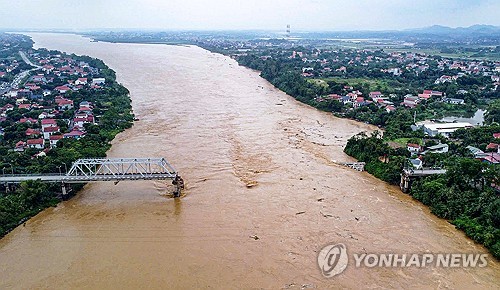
[[0, 42, 110, 159], [296, 48, 499, 111]]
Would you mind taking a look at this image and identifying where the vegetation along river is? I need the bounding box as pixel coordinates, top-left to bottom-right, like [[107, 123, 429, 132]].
[[0, 33, 498, 289]]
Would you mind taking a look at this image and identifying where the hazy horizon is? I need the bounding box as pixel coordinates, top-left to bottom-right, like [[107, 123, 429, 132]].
[[1, 0, 499, 32]]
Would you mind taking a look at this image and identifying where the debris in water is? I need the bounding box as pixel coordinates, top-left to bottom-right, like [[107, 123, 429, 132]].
[[246, 181, 258, 188], [320, 211, 333, 218]]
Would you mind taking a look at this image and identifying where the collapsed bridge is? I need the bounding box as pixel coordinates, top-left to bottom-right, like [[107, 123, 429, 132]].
[[0, 157, 184, 197]]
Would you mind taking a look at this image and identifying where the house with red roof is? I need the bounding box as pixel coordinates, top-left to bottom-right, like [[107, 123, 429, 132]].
[[486, 143, 499, 151], [407, 143, 422, 154], [26, 128, 41, 137], [49, 135, 64, 148], [41, 118, 57, 129], [385, 105, 396, 113], [18, 103, 32, 110], [42, 65, 54, 72], [78, 106, 93, 114], [73, 114, 94, 127], [55, 98, 74, 110], [476, 153, 500, 164], [27, 138, 44, 149], [19, 117, 38, 124], [353, 97, 368, 109], [369, 91, 382, 100], [14, 141, 26, 152], [402, 96, 420, 108], [42, 126, 60, 139], [55, 85, 71, 94], [2, 104, 14, 112], [418, 93, 431, 100], [493, 133, 500, 139], [75, 78, 87, 85], [423, 90, 443, 97], [327, 94, 342, 101], [64, 130, 86, 139]]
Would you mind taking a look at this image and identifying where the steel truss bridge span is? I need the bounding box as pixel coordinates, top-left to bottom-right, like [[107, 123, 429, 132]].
[[0, 158, 178, 183]]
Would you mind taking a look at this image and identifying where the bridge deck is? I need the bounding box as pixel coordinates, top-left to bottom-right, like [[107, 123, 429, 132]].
[[0, 157, 178, 184], [403, 169, 447, 177], [0, 173, 176, 183]]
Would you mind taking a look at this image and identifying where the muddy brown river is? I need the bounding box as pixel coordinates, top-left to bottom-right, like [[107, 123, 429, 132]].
[[0, 33, 498, 289]]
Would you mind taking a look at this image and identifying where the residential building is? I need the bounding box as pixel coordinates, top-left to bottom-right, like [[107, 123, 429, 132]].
[[27, 138, 44, 149], [92, 78, 105, 85], [64, 130, 86, 139], [42, 126, 60, 140], [443, 98, 465, 105], [407, 143, 421, 154], [422, 143, 449, 154], [41, 118, 57, 129], [49, 135, 63, 148]]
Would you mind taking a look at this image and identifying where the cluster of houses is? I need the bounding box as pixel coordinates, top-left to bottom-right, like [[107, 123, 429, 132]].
[[288, 48, 499, 109], [292, 48, 499, 88], [12, 100, 96, 154], [405, 132, 500, 169], [316, 88, 449, 113], [0, 50, 106, 157], [0, 58, 19, 76], [0, 57, 21, 94], [435, 59, 500, 88]]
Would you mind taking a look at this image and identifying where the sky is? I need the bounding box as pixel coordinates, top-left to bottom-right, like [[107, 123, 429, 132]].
[[0, 0, 499, 31]]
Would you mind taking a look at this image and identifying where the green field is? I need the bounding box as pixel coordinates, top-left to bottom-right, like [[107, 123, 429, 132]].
[[390, 138, 423, 146], [318, 77, 395, 91]]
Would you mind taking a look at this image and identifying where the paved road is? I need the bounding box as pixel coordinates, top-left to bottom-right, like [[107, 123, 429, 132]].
[[19, 51, 42, 68], [6, 51, 41, 90]]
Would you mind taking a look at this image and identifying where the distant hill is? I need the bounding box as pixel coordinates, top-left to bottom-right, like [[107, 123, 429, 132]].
[[407, 24, 500, 35]]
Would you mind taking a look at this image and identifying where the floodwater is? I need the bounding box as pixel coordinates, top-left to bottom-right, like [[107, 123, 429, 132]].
[[440, 109, 486, 126], [0, 33, 498, 289]]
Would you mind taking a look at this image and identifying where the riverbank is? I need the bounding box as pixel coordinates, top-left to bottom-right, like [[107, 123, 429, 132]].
[[0, 33, 498, 289], [0, 37, 134, 238]]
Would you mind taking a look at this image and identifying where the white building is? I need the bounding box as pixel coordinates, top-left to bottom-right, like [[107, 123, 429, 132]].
[[423, 122, 474, 137], [422, 143, 449, 154], [92, 78, 106, 85]]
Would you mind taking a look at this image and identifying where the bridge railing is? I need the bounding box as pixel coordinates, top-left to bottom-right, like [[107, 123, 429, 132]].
[[0, 157, 179, 183], [0, 173, 66, 177], [66, 157, 177, 178]]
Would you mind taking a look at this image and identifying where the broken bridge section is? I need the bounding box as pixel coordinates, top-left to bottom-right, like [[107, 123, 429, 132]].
[[0, 157, 183, 197]]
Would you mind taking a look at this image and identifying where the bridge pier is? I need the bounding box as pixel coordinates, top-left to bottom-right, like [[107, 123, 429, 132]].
[[3, 183, 16, 193], [400, 174, 411, 193], [61, 183, 73, 200], [172, 175, 184, 198]]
